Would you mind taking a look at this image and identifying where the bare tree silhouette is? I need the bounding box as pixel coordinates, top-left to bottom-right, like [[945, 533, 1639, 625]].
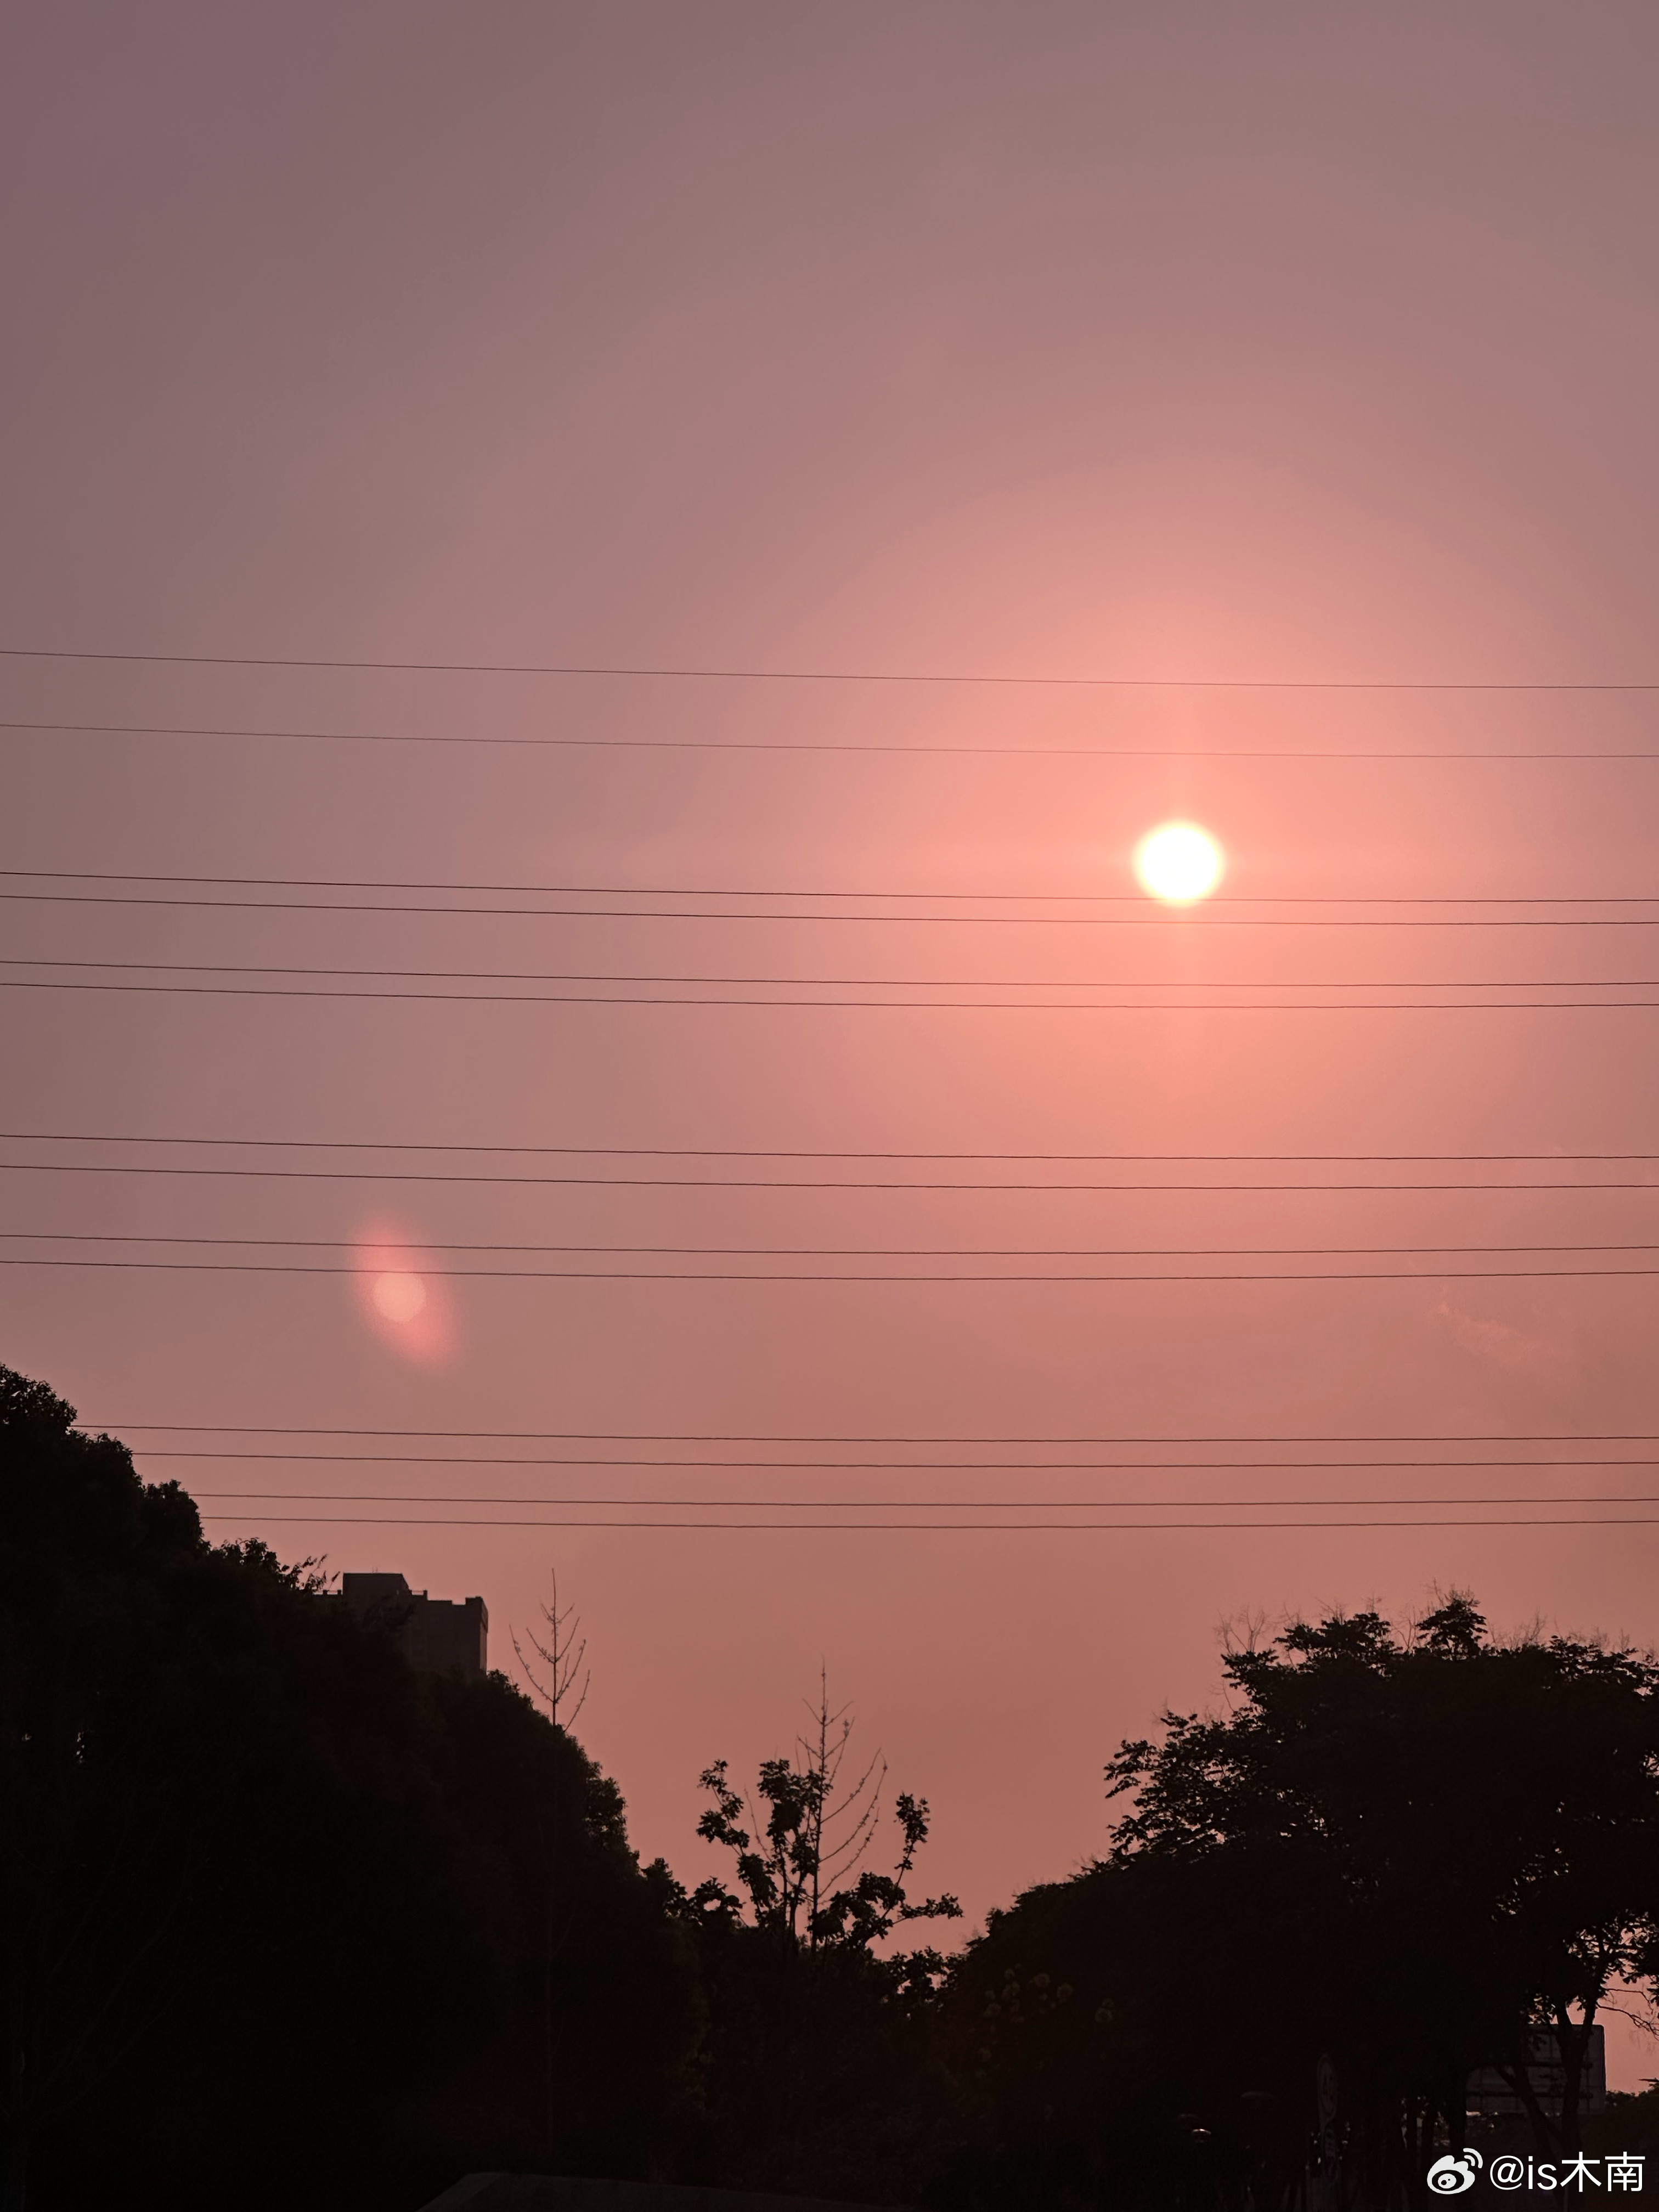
[[512, 1567, 590, 1730], [511, 1566, 592, 2153]]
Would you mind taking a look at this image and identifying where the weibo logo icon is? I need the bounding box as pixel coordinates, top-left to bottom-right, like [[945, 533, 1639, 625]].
[[1427, 2151, 1484, 2196]]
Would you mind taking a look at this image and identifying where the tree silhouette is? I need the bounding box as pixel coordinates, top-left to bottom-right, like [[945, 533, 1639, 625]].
[[512, 1567, 590, 1730], [0, 1374, 699, 2211], [695, 1669, 961, 1956], [686, 1674, 964, 2201], [1105, 1595, 1659, 2164], [511, 1566, 596, 2158], [944, 1593, 1659, 2212]]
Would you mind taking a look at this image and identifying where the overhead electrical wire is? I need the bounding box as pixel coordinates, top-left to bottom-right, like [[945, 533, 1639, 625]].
[[9, 641, 1659, 691], [131, 1453, 1659, 1472], [187, 1511, 1659, 1531], [4, 1133, 1655, 1163], [8, 715, 1659, 761], [4, 1257, 1656, 1282], [4, 1161, 1652, 1190], [10, 890, 1659, 929], [11, 957, 1659, 992], [5, 865, 1658, 906], [93, 1424, 1659, 1443], [10, 866, 1659, 905], [8, 1232, 1654, 1259], [182, 1489, 1659, 1509], [10, 980, 1659, 1011]]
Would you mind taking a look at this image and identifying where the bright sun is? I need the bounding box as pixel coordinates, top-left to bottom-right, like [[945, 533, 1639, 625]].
[[1133, 821, 1226, 906]]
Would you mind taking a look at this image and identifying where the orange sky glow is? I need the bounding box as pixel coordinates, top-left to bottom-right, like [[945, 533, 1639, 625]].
[[5, 0, 1659, 2086]]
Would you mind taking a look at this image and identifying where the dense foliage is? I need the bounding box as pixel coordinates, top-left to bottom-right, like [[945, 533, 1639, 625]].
[[937, 1600, 1659, 2211], [682, 1689, 963, 2199], [7, 1361, 1659, 2212], [0, 1367, 697, 2212]]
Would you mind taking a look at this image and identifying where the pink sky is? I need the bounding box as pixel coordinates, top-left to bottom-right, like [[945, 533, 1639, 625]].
[[6, 3, 1659, 2084]]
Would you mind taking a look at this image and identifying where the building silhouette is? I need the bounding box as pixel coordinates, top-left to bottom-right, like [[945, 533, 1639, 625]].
[[341, 1571, 488, 1677]]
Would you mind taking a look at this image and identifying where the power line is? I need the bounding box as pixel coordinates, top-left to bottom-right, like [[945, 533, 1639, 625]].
[[145, 1453, 1659, 1471], [13, 958, 1659, 992], [10, 890, 1659, 929], [185, 1489, 1659, 1508], [9, 715, 1659, 761], [6, 1159, 1654, 1194], [7, 866, 1658, 906], [5, 1162, 1653, 1191], [8, 642, 1659, 691], [11, 980, 1659, 1012], [191, 1511, 1659, 1531], [4, 1132, 1654, 1163], [5, 1256, 1657, 1282], [9, 1232, 1658, 1260], [96, 1425, 1659, 1443]]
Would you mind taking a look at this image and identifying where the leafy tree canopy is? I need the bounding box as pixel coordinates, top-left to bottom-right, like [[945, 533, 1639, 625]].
[[0, 1366, 698, 2212], [940, 1596, 1659, 2212]]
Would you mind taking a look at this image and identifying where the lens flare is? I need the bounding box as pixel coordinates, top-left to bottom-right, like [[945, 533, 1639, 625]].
[[373, 1270, 427, 1323], [1133, 821, 1225, 905], [352, 1220, 455, 1364]]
